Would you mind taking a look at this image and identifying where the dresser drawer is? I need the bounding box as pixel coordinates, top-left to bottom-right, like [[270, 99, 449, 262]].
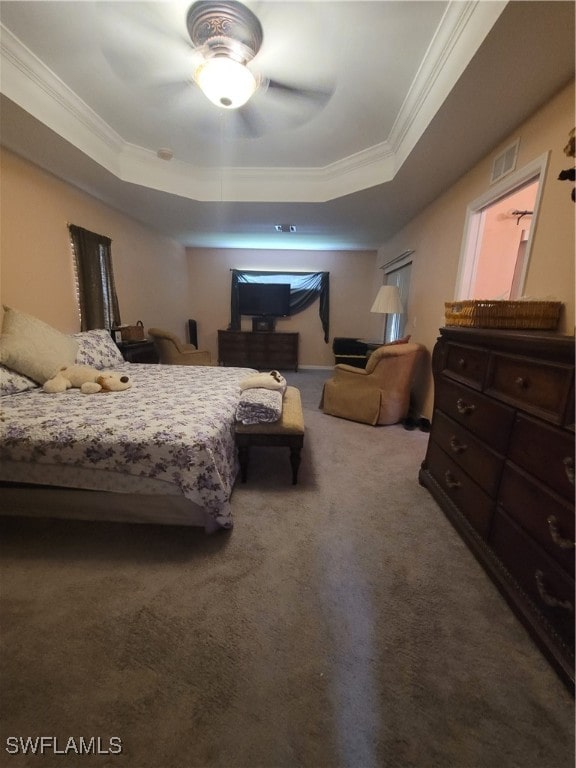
[[490, 509, 575, 646], [426, 441, 494, 539], [508, 414, 575, 501], [435, 379, 515, 454], [431, 410, 504, 497], [426, 328, 575, 688], [499, 464, 574, 574], [486, 353, 573, 424], [442, 342, 489, 390]]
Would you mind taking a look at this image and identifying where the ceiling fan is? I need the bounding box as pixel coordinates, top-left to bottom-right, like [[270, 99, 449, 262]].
[[184, 0, 333, 134], [187, 0, 264, 109]]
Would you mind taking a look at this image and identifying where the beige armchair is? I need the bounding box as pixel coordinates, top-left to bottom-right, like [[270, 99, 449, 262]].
[[320, 342, 423, 425], [147, 328, 212, 366]]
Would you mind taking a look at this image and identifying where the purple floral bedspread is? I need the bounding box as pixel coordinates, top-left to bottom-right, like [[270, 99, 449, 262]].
[[0, 363, 256, 530]]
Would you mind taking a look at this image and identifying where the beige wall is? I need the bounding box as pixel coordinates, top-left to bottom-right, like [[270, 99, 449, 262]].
[[377, 80, 576, 419], [2, 80, 573, 410], [0, 148, 189, 336], [187, 248, 379, 367]]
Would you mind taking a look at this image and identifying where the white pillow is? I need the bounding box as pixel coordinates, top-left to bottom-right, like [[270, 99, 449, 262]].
[[74, 329, 125, 369], [240, 370, 287, 393], [0, 363, 38, 396], [0, 306, 79, 384]]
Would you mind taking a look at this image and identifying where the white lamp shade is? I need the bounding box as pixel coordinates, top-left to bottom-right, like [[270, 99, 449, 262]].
[[194, 58, 257, 109], [370, 285, 403, 314]]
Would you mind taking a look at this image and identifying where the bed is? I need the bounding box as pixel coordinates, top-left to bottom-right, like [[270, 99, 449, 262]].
[[0, 319, 258, 533]]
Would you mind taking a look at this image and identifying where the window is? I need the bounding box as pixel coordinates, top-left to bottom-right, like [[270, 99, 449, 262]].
[[380, 250, 413, 343], [68, 224, 121, 331], [384, 263, 411, 343]]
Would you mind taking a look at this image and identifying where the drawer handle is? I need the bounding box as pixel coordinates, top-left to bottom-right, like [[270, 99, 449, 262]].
[[534, 570, 574, 613], [457, 358, 467, 369], [547, 515, 575, 550], [515, 376, 529, 389], [456, 398, 476, 415], [444, 470, 461, 490], [449, 436, 468, 454], [563, 456, 574, 486]]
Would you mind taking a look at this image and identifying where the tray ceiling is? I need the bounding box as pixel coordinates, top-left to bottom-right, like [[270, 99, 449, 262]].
[[1, 1, 574, 249]]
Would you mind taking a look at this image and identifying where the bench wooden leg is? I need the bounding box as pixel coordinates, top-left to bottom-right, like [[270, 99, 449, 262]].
[[289, 446, 301, 485], [238, 445, 249, 483]]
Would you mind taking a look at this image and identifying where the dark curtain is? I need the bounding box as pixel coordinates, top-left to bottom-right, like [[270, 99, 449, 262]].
[[230, 270, 329, 342], [69, 224, 121, 331]]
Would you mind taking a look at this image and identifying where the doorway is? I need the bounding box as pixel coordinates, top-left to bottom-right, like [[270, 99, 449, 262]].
[[455, 152, 549, 300]]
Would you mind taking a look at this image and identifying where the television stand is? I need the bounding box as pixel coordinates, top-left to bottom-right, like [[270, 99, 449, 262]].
[[252, 316, 276, 332], [218, 330, 299, 371]]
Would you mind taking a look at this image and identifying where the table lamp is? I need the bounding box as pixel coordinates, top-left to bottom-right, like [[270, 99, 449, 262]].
[[370, 285, 403, 343]]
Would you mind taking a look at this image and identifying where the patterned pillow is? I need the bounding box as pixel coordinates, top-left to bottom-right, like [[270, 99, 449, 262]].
[[73, 329, 125, 369], [0, 363, 39, 396]]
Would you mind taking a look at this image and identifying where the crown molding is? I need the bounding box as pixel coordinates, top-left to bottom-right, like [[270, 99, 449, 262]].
[[0, 2, 505, 203], [0, 24, 123, 171], [118, 140, 395, 203], [389, 0, 507, 172]]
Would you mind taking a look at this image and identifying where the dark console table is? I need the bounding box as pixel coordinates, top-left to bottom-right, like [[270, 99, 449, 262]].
[[218, 330, 299, 371], [117, 340, 158, 364], [419, 327, 574, 690]]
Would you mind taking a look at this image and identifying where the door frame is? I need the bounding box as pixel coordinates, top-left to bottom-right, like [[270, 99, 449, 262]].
[[454, 152, 550, 300]]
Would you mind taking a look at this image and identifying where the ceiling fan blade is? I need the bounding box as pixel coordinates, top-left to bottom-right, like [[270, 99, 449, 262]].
[[151, 79, 196, 107], [99, 4, 195, 87], [265, 78, 333, 105], [101, 3, 194, 52], [232, 103, 266, 139]]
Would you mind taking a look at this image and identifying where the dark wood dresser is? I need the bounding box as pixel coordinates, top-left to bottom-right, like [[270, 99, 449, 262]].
[[419, 327, 575, 689], [218, 330, 299, 371]]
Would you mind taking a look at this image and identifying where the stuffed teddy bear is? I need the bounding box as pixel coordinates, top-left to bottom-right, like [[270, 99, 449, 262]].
[[43, 365, 132, 395]]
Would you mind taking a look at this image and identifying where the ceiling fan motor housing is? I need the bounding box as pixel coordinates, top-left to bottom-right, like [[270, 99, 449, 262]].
[[187, 1, 263, 64]]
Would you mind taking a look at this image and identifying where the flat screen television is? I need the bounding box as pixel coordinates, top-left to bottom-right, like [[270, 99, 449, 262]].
[[238, 282, 291, 317]]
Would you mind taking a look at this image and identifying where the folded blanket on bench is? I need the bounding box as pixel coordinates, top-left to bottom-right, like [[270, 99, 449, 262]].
[[236, 387, 283, 425]]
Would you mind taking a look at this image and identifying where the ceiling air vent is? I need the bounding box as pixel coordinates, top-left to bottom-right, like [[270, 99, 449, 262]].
[[491, 140, 520, 184]]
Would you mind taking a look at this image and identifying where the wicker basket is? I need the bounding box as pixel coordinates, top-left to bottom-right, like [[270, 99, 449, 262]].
[[444, 300, 562, 330], [119, 321, 145, 341]]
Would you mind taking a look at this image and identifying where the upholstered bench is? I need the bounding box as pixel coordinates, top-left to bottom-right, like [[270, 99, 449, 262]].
[[235, 385, 305, 485]]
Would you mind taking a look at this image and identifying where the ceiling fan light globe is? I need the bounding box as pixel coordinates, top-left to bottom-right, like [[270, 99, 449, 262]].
[[195, 58, 257, 109]]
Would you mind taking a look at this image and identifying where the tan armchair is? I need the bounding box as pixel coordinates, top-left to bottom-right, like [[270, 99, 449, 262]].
[[147, 328, 212, 366], [320, 342, 423, 425]]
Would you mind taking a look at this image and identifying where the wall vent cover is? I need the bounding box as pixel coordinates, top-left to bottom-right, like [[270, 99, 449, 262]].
[[491, 140, 520, 184]]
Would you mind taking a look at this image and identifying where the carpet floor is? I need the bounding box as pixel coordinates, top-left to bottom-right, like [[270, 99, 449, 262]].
[[0, 370, 573, 768]]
